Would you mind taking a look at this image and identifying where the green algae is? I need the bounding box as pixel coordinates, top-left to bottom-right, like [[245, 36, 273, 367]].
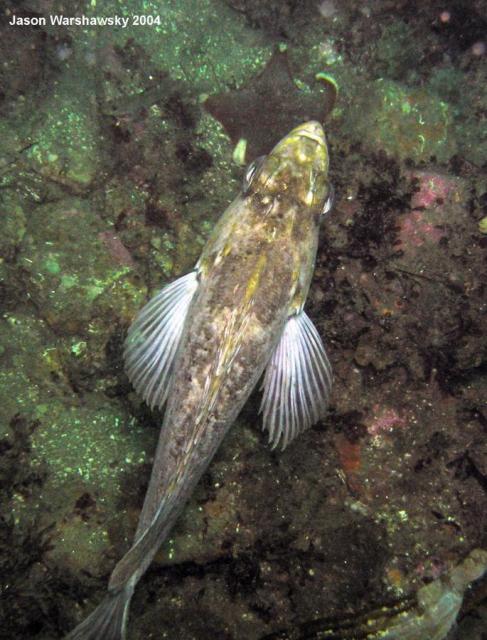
[[372, 22, 427, 83], [0, 189, 27, 260], [46, 0, 272, 100], [365, 79, 456, 162], [25, 71, 102, 191], [0, 311, 150, 480], [30, 396, 149, 485], [18, 198, 142, 331], [0, 307, 155, 574], [0, 314, 50, 439]]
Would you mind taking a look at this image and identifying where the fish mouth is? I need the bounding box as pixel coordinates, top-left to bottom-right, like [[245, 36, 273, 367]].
[[291, 121, 326, 147]]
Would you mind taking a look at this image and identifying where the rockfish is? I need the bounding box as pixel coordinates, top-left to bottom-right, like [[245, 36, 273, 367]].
[[66, 121, 334, 639]]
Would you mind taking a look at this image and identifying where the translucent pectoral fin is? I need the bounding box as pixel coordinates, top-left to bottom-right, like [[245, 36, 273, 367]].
[[124, 271, 198, 410], [260, 311, 332, 450]]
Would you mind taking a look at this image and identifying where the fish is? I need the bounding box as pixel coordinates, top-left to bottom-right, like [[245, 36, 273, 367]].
[[66, 120, 334, 640]]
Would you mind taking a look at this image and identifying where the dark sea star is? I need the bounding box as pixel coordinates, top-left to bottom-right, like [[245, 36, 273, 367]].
[[204, 49, 336, 162]]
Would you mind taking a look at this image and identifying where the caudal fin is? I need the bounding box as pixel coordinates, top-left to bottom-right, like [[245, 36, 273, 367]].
[[65, 589, 131, 640]]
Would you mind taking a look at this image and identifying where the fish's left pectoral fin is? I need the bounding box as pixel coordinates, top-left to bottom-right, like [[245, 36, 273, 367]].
[[260, 311, 332, 450], [124, 271, 199, 410]]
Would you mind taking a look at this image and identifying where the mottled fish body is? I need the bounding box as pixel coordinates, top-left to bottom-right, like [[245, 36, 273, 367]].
[[66, 121, 333, 639]]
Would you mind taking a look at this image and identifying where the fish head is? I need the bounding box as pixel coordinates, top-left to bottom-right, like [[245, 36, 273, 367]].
[[247, 121, 330, 215]]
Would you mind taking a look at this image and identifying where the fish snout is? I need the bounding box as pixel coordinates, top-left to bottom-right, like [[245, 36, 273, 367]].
[[293, 121, 326, 147]]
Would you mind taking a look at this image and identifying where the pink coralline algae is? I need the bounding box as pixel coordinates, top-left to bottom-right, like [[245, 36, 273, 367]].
[[367, 405, 406, 436], [398, 210, 446, 248], [410, 171, 457, 210], [397, 171, 459, 251]]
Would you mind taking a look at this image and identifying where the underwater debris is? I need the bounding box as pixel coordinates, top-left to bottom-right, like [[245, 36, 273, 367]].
[[204, 49, 336, 161], [260, 548, 487, 639]]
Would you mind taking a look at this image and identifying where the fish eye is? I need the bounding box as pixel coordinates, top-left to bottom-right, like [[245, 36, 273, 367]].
[[242, 155, 266, 192], [322, 183, 335, 217]]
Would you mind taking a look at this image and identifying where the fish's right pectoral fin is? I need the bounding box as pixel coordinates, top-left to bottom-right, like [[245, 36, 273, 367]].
[[260, 311, 332, 451], [124, 271, 199, 410]]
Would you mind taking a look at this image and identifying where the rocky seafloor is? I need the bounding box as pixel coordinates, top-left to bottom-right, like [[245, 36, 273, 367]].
[[0, 0, 486, 639]]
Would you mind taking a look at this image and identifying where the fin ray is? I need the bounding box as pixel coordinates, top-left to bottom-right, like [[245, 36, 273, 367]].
[[260, 311, 332, 450], [65, 589, 132, 640], [124, 271, 198, 410]]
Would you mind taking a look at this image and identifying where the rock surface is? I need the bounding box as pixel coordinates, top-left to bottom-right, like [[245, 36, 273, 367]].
[[0, 1, 485, 639]]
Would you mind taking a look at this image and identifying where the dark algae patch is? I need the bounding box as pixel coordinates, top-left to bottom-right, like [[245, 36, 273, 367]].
[[0, 0, 486, 639], [0, 416, 76, 639]]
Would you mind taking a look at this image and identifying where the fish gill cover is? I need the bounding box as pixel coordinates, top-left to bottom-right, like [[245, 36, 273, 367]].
[[0, 0, 486, 639]]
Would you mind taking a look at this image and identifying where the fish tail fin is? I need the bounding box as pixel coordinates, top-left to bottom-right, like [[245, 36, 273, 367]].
[[65, 587, 132, 640]]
